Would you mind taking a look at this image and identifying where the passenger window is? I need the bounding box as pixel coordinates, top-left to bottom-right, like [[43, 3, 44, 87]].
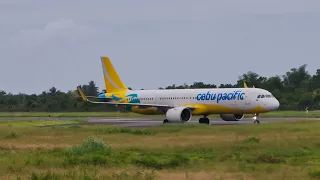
[[261, 95, 265, 98], [257, 95, 261, 98], [266, 95, 271, 98]]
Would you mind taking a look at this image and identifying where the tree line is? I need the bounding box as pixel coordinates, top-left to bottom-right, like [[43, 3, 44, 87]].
[[0, 64, 319, 112]]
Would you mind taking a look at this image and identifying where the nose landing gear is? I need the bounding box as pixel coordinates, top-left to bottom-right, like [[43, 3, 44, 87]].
[[253, 113, 260, 124]]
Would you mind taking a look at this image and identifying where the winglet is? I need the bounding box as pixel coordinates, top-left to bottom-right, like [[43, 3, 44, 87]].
[[243, 82, 248, 88], [77, 86, 88, 101], [243, 82, 255, 88]]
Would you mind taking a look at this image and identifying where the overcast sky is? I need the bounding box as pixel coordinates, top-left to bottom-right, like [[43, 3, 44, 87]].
[[1, 0, 320, 94]]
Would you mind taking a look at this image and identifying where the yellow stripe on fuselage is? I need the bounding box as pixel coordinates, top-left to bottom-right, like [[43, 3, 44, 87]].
[[184, 103, 267, 115], [128, 103, 267, 115]]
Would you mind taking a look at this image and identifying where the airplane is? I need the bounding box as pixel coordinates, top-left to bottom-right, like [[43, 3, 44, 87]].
[[77, 56, 280, 124]]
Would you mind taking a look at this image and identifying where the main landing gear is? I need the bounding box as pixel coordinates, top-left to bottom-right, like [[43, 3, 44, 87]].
[[253, 113, 260, 124], [162, 116, 210, 124], [199, 115, 210, 124]]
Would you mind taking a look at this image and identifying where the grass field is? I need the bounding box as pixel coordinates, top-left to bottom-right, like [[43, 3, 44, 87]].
[[1, 119, 320, 179], [0, 110, 319, 118]]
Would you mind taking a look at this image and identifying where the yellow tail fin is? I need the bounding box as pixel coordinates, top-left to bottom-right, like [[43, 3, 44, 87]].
[[100, 56, 128, 93]]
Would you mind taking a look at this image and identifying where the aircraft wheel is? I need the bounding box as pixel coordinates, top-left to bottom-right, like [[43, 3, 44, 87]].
[[163, 119, 169, 124], [253, 113, 260, 124], [199, 118, 203, 124], [199, 118, 210, 124]]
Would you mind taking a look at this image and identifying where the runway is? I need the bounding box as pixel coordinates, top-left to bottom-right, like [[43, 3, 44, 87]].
[[0, 116, 318, 127], [84, 117, 320, 127]]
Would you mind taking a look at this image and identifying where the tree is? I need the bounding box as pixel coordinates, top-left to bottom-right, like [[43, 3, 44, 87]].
[[0, 63, 319, 111]]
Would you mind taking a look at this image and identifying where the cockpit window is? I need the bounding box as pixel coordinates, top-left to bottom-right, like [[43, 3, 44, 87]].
[[257, 94, 274, 98]]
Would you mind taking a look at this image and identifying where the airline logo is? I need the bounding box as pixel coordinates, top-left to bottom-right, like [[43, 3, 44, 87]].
[[196, 90, 245, 103], [112, 94, 122, 101]]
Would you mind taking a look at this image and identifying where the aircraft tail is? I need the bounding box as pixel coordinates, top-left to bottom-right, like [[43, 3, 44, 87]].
[[100, 56, 128, 93]]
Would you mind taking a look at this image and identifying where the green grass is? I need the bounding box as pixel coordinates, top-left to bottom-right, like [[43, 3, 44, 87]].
[[0, 119, 86, 127], [0, 110, 319, 118], [1, 119, 320, 179]]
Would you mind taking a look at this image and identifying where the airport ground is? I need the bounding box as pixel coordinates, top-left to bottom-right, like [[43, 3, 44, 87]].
[[1, 111, 320, 179]]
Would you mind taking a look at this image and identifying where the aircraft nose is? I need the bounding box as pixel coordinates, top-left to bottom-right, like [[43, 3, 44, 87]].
[[265, 98, 280, 111], [273, 99, 280, 110]]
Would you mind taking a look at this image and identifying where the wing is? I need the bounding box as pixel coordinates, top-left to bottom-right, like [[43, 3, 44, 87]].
[[73, 95, 113, 100], [76, 87, 196, 110], [73, 95, 112, 99]]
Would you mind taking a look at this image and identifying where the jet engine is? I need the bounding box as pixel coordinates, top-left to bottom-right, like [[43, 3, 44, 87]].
[[220, 114, 244, 121], [165, 107, 192, 123]]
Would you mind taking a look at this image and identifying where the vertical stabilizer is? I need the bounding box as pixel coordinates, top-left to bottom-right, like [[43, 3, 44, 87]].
[[100, 56, 128, 93]]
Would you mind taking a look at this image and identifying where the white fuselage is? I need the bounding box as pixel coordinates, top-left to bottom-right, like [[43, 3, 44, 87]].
[[116, 87, 280, 114]]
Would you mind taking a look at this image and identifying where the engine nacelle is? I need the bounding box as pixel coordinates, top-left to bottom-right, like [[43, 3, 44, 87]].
[[165, 107, 192, 123], [220, 114, 244, 121]]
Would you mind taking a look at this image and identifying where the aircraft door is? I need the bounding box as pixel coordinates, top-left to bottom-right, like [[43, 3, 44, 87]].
[[244, 95, 251, 106]]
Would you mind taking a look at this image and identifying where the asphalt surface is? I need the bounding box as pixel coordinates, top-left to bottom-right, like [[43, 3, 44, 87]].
[[1, 116, 319, 127], [85, 117, 320, 127]]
